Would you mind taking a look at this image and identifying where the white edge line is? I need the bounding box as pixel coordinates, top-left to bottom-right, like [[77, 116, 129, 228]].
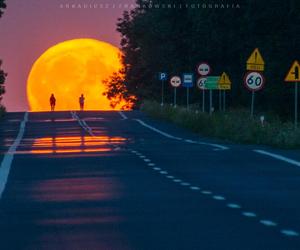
[[135, 119, 228, 150], [254, 149, 300, 168], [119, 111, 128, 120], [0, 112, 28, 198]]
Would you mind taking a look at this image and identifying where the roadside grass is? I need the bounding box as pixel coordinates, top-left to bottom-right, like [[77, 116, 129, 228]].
[[141, 101, 300, 149]]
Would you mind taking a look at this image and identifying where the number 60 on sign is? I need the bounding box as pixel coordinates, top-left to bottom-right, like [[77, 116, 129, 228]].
[[244, 71, 265, 92]]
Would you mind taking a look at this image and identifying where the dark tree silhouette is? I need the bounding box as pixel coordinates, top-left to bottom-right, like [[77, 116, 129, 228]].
[[0, 0, 6, 109], [105, 0, 300, 117]]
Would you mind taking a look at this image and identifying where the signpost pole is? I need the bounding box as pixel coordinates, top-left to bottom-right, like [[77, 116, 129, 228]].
[[209, 90, 213, 115], [295, 83, 298, 129], [202, 89, 205, 112], [223, 90, 226, 112], [219, 90, 222, 111], [187, 88, 189, 109], [174, 88, 177, 108], [251, 91, 255, 117], [161, 80, 164, 106]]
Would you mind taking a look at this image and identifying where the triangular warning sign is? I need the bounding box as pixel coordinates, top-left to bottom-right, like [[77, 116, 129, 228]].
[[285, 60, 300, 82], [246, 48, 265, 71], [247, 48, 265, 65], [218, 72, 231, 85]]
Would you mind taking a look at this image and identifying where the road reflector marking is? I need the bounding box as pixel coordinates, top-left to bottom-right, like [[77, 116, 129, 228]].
[[281, 230, 299, 237], [260, 220, 277, 227]]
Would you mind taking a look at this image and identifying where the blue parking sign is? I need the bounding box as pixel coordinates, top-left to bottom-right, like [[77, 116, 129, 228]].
[[182, 73, 194, 88], [159, 72, 167, 81]]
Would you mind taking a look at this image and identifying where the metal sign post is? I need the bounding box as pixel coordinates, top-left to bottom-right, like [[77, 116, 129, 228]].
[[244, 71, 265, 117], [251, 91, 255, 117], [170, 76, 181, 108], [285, 61, 300, 129], [223, 91, 226, 112], [197, 77, 207, 113], [202, 89, 205, 112], [187, 88, 190, 109], [219, 90, 222, 111], [182, 73, 194, 110], [161, 80, 165, 106], [209, 90, 213, 115], [159, 72, 167, 106], [174, 88, 177, 107], [295, 83, 298, 129]]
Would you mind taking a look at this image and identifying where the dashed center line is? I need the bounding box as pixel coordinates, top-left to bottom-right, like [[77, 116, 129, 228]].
[[242, 212, 257, 218], [260, 220, 277, 227], [131, 148, 299, 239]]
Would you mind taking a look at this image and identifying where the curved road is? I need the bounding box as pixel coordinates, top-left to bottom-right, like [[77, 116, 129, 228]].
[[0, 111, 300, 250]]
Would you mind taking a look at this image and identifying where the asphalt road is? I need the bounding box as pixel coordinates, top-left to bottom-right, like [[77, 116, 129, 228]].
[[0, 111, 300, 250]]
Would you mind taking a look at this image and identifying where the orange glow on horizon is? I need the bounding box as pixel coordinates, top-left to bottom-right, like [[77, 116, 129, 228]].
[[27, 38, 132, 111]]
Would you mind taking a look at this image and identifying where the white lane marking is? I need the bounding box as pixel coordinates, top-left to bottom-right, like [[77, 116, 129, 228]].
[[144, 159, 151, 162], [131, 150, 137, 153], [119, 111, 128, 120], [260, 220, 277, 227], [280, 230, 299, 237], [160, 171, 168, 175], [148, 163, 155, 167], [180, 182, 190, 186], [139, 155, 146, 158], [135, 119, 228, 150], [213, 195, 226, 201], [201, 191, 212, 195], [135, 119, 182, 140], [254, 149, 300, 168], [166, 175, 174, 179], [190, 186, 201, 191], [227, 203, 241, 209], [153, 167, 161, 171], [0, 112, 28, 198], [242, 212, 257, 218], [173, 179, 182, 183]]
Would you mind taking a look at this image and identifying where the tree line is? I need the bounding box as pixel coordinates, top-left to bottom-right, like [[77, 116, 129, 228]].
[[0, 0, 7, 108], [105, 0, 300, 119]]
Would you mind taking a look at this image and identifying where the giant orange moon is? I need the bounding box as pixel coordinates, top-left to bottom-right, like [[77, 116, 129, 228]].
[[27, 38, 127, 111]]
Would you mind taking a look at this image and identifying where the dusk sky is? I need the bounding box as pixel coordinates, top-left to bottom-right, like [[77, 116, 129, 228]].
[[0, 0, 134, 111]]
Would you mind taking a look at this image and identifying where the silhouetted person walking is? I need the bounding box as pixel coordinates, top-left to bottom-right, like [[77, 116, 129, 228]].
[[50, 94, 56, 111], [79, 94, 85, 111]]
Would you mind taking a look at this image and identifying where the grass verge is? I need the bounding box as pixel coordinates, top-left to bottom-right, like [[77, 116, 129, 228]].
[[141, 101, 300, 149]]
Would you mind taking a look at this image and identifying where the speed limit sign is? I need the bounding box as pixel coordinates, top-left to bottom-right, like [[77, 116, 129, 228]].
[[197, 77, 207, 90], [244, 71, 265, 91]]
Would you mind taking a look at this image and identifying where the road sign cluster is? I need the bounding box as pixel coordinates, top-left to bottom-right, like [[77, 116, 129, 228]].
[[158, 48, 300, 126]]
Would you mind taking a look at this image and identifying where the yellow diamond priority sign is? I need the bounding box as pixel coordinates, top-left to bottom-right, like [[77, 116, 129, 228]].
[[246, 48, 265, 71], [285, 60, 300, 82]]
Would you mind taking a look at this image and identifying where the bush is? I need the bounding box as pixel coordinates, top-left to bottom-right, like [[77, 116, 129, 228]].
[[141, 101, 300, 149]]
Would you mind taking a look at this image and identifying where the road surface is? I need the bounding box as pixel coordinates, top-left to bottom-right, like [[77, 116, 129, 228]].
[[0, 111, 300, 250]]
